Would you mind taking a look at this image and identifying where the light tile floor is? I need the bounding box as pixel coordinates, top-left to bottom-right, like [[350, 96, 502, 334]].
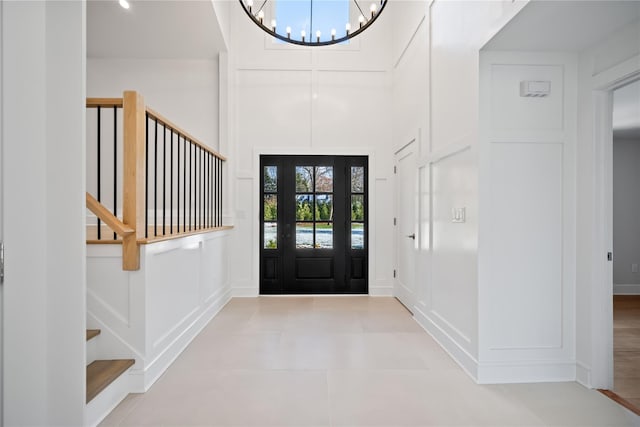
[[101, 297, 640, 426]]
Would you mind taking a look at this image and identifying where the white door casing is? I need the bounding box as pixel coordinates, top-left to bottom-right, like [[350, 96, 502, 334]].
[[394, 140, 417, 311], [0, 0, 4, 421], [593, 75, 640, 389], [0, 2, 5, 425]]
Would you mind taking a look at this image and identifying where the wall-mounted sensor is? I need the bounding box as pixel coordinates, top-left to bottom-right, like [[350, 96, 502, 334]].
[[520, 81, 551, 97]]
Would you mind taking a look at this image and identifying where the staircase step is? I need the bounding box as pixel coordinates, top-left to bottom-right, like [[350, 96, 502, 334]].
[[86, 359, 135, 403], [86, 329, 101, 341]]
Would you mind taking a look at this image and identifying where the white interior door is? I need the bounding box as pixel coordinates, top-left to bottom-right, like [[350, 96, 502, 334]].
[[395, 141, 417, 311]]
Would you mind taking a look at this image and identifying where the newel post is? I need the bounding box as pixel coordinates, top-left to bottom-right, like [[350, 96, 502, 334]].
[[122, 91, 146, 270]]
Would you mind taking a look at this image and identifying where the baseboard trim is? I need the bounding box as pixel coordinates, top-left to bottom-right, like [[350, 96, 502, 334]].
[[613, 284, 640, 295], [232, 287, 259, 297], [576, 360, 592, 387], [476, 359, 576, 384], [369, 286, 393, 296], [413, 305, 479, 381], [130, 287, 232, 392]]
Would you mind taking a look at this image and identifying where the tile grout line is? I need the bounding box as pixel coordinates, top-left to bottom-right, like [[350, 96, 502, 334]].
[[326, 369, 333, 427]]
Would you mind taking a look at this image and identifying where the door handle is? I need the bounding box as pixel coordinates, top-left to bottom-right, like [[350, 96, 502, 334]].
[[406, 233, 415, 240]]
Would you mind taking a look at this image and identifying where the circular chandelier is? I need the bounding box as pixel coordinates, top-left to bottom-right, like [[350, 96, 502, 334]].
[[239, 0, 388, 47]]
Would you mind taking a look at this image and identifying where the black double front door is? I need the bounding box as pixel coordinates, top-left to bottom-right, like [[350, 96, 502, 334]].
[[260, 155, 368, 294]]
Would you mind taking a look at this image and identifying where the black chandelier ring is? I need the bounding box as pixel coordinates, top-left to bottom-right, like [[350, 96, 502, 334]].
[[239, 0, 388, 47]]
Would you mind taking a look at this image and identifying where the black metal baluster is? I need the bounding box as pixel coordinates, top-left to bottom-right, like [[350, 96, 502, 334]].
[[189, 141, 192, 231], [209, 154, 215, 227], [213, 156, 218, 227], [206, 152, 210, 228], [195, 146, 199, 230], [215, 157, 220, 227], [113, 106, 118, 240], [182, 138, 187, 232], [213, 157, 218, 227], [199, 147, 202, 229], [177, 134, 180, 234], [97, 107, 102, 240], [203, 149, 206, 228], [163, 124, 166, 236], [145, 113, 149, 238], [219, 157, 223, 226], [154, 119, 158, 237], [170, 130, 174, 235]]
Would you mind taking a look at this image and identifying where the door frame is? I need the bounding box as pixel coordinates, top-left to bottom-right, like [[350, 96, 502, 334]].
[[393, 138, 418, 311], [253, 148, 379, 295], [259, 155, 368, 294], [0, 0, 4, 420], [590, 56, 640, 389]]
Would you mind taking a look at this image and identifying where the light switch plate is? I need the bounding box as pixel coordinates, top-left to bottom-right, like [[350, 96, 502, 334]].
[[452, 207, 465, 223]]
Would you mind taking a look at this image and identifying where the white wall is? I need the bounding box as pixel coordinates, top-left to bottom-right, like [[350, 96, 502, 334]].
[[228, 2, 394, 296], [2, 1, 86, 424], [87, 58, 220, 152], [390, 0, 527, 380], [612, 137, 640, 292], [87, 230, 231, 393], [478, 52, 577, 383]]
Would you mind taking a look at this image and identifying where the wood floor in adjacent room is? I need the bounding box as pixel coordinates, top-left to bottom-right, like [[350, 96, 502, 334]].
[[614, 295, 640, 412], [100, 297, 639, 426]]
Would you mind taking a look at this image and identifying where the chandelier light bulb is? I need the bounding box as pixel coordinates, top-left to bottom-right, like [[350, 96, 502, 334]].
[[358, 15, 365, 28], [271, 19, 276, 31], [301, 30, 306, 42], [257, 10, 264, 24], [118, 0, 130, 9], [346, 22, 351, 35], [286, 26, 292, 38], [316, 30, 321, 42], [247, 0, 253, 12], [370, 3, 377, 17], [331, 28, 336, 40]]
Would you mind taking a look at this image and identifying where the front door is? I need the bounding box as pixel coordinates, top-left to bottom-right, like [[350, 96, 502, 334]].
[[260, 155, 368, 294]]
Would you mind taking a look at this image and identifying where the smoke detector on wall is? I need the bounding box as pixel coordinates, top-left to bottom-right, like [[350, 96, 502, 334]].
[[520, 81, 551, 97]]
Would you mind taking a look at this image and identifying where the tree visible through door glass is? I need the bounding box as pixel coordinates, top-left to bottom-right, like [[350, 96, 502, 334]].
[[295, 165, 334, 249], [263, 166, 278, 249], [350, 167, 365, 249], [295, 166, 313, 192]]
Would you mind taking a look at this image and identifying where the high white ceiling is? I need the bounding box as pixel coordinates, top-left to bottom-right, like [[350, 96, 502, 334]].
[[87, 0, 226, 59], [613, 80, 640, 140], [484, 1, 640, 52]]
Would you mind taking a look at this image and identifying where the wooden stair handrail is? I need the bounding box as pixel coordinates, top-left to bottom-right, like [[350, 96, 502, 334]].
[[86, 91, 228, 271], [86, 192, 139, 271], [86, 193, 134, 237], [86, 98, 123, 108], [146, 107, 227, 161]]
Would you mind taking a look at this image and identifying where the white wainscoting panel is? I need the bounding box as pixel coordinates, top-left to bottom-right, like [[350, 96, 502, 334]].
[[430, 146, 478, 349], [486, 141, 563, 351]]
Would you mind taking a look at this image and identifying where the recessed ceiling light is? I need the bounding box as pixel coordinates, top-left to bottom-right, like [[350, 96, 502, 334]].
[[119, 0, 130, 9]]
